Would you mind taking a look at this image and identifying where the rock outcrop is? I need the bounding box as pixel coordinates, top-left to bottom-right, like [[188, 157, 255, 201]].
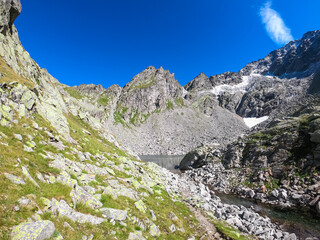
[[0, 0, 22, 33]]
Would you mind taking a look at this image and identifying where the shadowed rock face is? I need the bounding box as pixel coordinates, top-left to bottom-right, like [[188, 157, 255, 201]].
[[0, 0, 22, 33]]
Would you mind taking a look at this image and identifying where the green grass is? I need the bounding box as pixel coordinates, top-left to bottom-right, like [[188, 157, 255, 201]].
[[97, 95, 111, 106], [64, 87, 83, 100], [113, 107, 129, 127], [167, 100, 174, 110], [133, 76, 155, 89], [143, 187, 202, 240], [212, 219, 252, 240], [174, 97, 184, 107], [264, 176, 280, 191], [0, 57, 35, 88], [247, 132, 273, 144]]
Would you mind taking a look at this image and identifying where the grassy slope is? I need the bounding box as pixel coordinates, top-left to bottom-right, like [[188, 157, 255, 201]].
[[0, 94, 203, 239]]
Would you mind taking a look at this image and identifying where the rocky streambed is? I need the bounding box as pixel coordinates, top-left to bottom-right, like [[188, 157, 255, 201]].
[[142, 155, 306, 239], [183, 162, 320, 239], [217, 193, 320, 239]]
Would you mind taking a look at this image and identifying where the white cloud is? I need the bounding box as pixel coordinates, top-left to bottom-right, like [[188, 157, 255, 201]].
[[260, 1, 294, 45]]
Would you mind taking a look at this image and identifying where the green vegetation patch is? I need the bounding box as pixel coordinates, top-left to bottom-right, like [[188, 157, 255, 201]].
[[174, 97, 184, 107], [64, 87, 83, 100], [247, 132, 273, 144], [133, 76, 155, 89], [211, 219, 253, 240], [0, 57, 35, 88], [97, 95, 111, 106], [167, 100, 174, 110]]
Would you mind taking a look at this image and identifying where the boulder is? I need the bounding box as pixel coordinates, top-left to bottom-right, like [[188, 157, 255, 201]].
[[128, 231, 146, 240], [134, 200, 147, 213], [11, 220, 55, 240], [70, 186, 103, 209], [310, 130, 320, 143], [100, 208, 127, 221], [4, 172, 25, 185], [149, 224, 161, 237], [43, 198, 106, 225], [179, 150, 204, 170]]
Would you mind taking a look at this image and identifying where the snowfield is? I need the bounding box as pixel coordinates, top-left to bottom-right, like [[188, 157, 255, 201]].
[[243, 116, 269, 128]]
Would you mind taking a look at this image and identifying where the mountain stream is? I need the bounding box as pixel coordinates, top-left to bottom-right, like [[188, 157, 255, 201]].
[[140, 155, 320, 239]]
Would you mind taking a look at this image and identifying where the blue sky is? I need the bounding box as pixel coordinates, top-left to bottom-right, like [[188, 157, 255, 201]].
[[15, 0, 320, 88]]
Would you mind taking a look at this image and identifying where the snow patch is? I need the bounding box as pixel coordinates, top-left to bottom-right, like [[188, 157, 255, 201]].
[[243, 116, 269, 128], [206, 74, 261, 98]]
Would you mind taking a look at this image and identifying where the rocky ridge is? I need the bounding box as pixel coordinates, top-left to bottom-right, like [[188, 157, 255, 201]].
[[186, 31, 320, 118], [64, 30, 320, 155]]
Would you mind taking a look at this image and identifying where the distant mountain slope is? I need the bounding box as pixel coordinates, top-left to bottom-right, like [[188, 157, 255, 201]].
[[65, 30, 320, 155], [186, 30, 320, 118], [66, 66, 247, 155]]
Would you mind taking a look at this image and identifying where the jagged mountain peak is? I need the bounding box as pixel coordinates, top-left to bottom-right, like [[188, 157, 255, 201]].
[[185, 29, 320, 118], [184, 72, 210, 92], [301, 30, 320, 41], [113, 66, 184, 125], [73, 83, 106, 96], [123, 66, 177, 91]]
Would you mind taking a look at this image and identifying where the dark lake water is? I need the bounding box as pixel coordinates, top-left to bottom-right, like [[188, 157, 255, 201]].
[[140, 155, 320, 239], [139, 155, 184, 174]]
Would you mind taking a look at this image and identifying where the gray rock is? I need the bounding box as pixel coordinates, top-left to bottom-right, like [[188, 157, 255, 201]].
[[149, 224, 161, 237], [150, 210, 157, 221], [22, 166, 39, 187], [11, 220, 55, 240], [18, 197, 30, 206], [271, 189, 279, 198], [128, 231, 146, 240], [14, 133, 22, 141], [70, 186, 103, 209], [100, 208, 127, 221], [44, 198, 106, 225], [4, 172, 25, 185], [291, 193, 302, 201], [310, 130, 320, 143], [169, 224, 176, 233], [248, 190, 255, 198]]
